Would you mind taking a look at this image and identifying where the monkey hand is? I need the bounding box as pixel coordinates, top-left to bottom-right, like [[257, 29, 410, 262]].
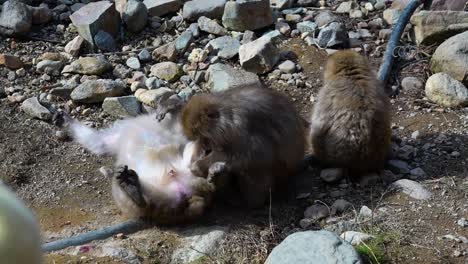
[[155, 94, 185, 122], [114, 166, 147, 208], [52, 111, 72, 128], [207, 162, 228, 184]]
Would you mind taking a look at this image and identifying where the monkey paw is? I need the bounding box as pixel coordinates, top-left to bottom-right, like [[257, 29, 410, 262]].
[[114, 166, 147, 208], [52, 111, 72, 128], [207, 162, 227, 184]]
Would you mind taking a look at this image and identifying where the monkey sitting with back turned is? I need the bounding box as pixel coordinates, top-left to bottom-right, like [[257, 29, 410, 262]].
[[309, 50, 392, 179]]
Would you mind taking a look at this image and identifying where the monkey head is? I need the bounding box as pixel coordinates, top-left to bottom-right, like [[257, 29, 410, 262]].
[[324, 50, 370, 80]]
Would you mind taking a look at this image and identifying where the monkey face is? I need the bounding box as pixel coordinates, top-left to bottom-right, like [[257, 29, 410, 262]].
[[181, 95, 220, 140]]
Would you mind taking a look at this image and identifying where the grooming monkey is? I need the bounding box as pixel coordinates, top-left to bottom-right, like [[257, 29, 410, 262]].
[[309, 50, 392, 177], [158, 85, 307, 208], [54, 111, 216, 224]]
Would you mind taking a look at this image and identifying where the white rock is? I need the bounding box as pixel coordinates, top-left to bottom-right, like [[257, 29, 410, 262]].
[[425, 72, 468, 108], [390, 179, 432, 200], [340, 231, 375, 246]]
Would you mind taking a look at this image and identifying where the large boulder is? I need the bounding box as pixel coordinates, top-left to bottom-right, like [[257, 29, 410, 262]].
[[69, 1, 121, 50], [431, 31, 468, 85], [239, 36, 279, 74], [431, 0, 466, 11], [150, 62, 182, 82], [222, 0, 273, 31], [144, 0, 181, 17], [0, 0, 32, 36], [71, 79, 126, 104], [425, 72, 468, 108], [265, 231, 362, 264], [122, 0, 148, 32], [20, 97, 52, 120], [206, 63, 261, 92], [182, 0, 226, 21], [102, 96, 141, 117], [411, 11, 468, 45], [62, 57, 112, 75]]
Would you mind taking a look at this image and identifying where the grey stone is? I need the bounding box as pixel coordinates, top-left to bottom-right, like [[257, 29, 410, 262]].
[[175, 30, 193, 52], [324, 220, 358, 235], [239, 36, 279, 74], [275, 21, 291, 36], [425, 72, 468, 107], [397, 145, 416, 160], [65, 35, 85, 57], [123, 0, 148, 33], [182, 0, 226, 21], [242, 30, 256, 44], [197, 16, 227, 35], [431, 0, 466, 11], [94, 30, 117, 52], [222, 0, 273, 31], [387, 159, 410, 174], [206, 63, 261, 92], [282, 7, 304, 15], [315, 11, 338, 27], [457, 218, 468, 227], [374, 0, 386, 9], [36, 60, 63, 72], [410, 167, 427, 178], [20, 97, 52, 120], [383, 8, 401, 25], [296, 21, 317, 34], [317, 22, 349, 48], [359, 206, 372, 219], [171, 226, 229, 264], [277, 60, 296, 73], [340, 231, 375, 246], [296, 0, 319, 6], [0, 0, 32, 35], [207, 36, 240, 59], [62, 57, 112, 75], [135, 87, 173, 107], [30, 5, 52, 25], [304, 204, 329, 220], [265, 231, 362, 264], [150, 62, 182, 82], [285, 13, 301, 22], [71, 79, 126, 103], [331, 199, 352, 215], [102, 96, 141, 117], [144, 0, 181, 17], [126, 57, 140, 69], [401, 76, 423, 92], [390, 179, 432, 200], [261, 30, 286, 45], [188, 22, 200, 37], [152, 42, 178, 61], [70, 1, 121, 50], [138, 49, 151, 62], [320, 168, 344, 183], [431, 31, 468, 85], [336, 1, 355, 13], [270, 0, 294, 10], [71, 3, 85, 12], [50, 86, 75, 100], [96, 243, 140, 263], [411, 11, 468, 45]]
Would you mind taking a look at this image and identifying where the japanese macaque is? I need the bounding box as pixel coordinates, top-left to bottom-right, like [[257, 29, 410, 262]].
[[309, 50, 392, 177], [54, 111, 215, 224], [165, 85, 307, 208], [0, 182, 42, 264]]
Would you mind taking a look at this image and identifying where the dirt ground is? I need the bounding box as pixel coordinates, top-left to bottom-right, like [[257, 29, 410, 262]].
[[1, 15, 468, 264]]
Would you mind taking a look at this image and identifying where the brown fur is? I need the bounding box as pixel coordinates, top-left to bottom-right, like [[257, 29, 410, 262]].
[[309, 50, 392, 176], [180, 85, 306, 208]]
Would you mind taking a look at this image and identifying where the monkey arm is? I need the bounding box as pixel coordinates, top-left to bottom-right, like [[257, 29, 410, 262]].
[[155, 94, 186, 122]]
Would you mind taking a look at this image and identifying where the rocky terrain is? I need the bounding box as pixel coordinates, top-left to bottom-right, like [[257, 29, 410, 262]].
[[0, 0, 468, 263]]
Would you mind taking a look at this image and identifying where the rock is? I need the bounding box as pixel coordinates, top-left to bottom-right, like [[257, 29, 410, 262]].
[[296, 21, 317, 34], [296, 0, 319, 6], [271, 0, 294, 9], [299, 218, 314, 229], [285, 14, 301, 22], [331, 199, 352, 215], [102, 96, 141, 117], [188, 48, 208, 63], [365, 2, 374, 11], [410, 167, 427, 178], [390, 179, 432, 200], [401, 76, 423, 92], [359, 206, 372, 218], [275, 21, 291, 36], [387, 159, 410, 174], [50, 86, 75, 100], [317, 22, 349, 48], [425, 72, 468, 107], [340, 231, 375, 246], [94, 30, 117, 52], [349, 9, 363, 18], [397, 145, 416, 160], [277, 60, 296, 73], [374, 0, 386, 9], [431, 0, 466, 11], [30, 5, 52, 25], [0, 54, 23, 70], [134, 87, 173, 107], [320, 168, 344, 183], [138, 49, 151, 62], [126, 57, 140, 69], [188, 23, 200, 37], [457, 218, 468, 227], [336, 1, 355, 13], [70, 1, 121, 50], [197, 16, 227, 35], [175, 30, 193, 52], [71, 3, 85, 12], [304, 204, 329, 220], [222, 0, 273, 31], [20, 97, 52, 120], [122, 0, 148, 33], [152, 42, 178, 61], [38, 52, 69, 63], [36, 60, 63, 72], [262, 30, 286, 44], [0, 0, 32, 36], [411, 11, 468, 45], [182, 0, 226, 21], [431, 31, 468, 85], [207, 36, 240, 59], [242, 30, 256, 44], [239, 36, 279, 74], [150, 62, 182, 82], [62, 57, 112, 75], [206, 63, 261, 92], [171, 226, 228, 263], [265, 231, 362, 264], [383, 8, 401, 25], [65, 36, 85, 57], [315, 11, 338, 27], [71, 79, 126, 103], [144, 0, 181, 17]]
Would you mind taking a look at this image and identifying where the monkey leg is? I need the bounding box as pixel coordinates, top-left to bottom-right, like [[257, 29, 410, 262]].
[[112, 166, 147, 208]]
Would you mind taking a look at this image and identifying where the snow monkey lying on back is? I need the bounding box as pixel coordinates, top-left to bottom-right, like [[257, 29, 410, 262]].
[[54, 111, 215, 224], [309, 50, 392, 178]]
